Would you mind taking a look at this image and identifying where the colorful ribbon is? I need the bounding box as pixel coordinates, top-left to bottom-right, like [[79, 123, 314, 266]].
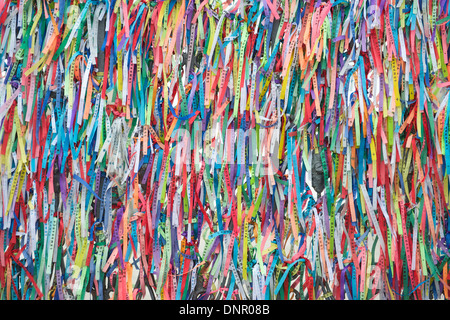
[[0, 0, 450, 301]]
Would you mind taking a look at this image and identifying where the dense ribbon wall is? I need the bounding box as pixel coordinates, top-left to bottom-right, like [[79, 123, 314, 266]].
[[0, 0, 450, 300]]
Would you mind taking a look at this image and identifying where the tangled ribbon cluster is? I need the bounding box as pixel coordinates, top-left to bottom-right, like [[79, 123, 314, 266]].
[[0, 0, 450, 300]]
